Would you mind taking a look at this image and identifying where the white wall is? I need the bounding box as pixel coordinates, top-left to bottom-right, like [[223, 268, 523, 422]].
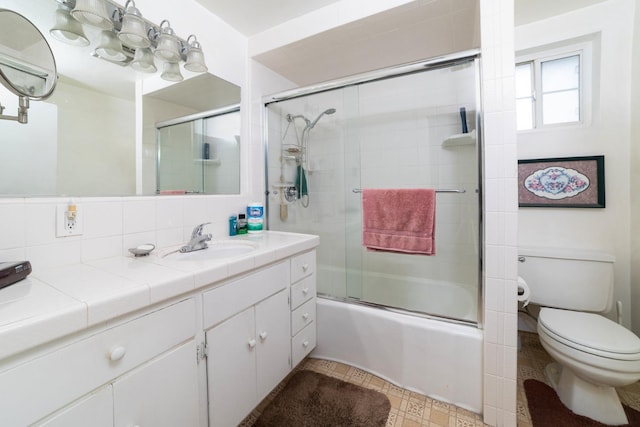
[[630, 2, 640, 333], [516, 0, 636, 330], [480, 0, 519, 425]]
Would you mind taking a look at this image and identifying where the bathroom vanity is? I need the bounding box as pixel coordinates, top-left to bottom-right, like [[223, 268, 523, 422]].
[[0, 231, 318, 427]]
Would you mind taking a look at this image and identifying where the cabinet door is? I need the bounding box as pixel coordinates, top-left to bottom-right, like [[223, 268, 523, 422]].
[[255, 289, 291, 401], [35, 386, 113, 427], [113, 341, 200, 427], [206, 307, 257, 427]]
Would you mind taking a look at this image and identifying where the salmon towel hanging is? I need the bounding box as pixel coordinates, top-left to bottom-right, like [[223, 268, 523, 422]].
[[361, 188, 436, 255]]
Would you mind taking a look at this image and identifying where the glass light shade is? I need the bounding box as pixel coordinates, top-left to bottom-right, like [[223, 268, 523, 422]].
[[71, 0, 113, 30], [50, 7, 90, 47], [94, 30, 127, 62], [161, 62, 183, 82], [184, 44, 207, 72], [118, 3, 150, 49], [130, 48, 157, 73], [154, 33, 181, 62]]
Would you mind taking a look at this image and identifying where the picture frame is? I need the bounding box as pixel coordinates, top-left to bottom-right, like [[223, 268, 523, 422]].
[[517, 155, 605, 208]]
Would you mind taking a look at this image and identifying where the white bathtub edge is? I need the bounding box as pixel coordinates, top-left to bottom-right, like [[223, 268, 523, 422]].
[[311, 297, 483, 414]]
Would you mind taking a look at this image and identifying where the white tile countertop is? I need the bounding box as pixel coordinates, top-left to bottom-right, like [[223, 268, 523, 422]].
[[0, 231, 319, 361]]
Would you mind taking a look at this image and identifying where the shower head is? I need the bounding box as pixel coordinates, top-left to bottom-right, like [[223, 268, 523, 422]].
[[308, 108, 336, 129]]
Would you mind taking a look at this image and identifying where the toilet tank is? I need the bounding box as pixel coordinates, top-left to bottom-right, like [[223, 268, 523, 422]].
[[518, 247, 615, 312]]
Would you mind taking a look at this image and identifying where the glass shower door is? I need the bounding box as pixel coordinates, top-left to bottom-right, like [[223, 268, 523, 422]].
[[266, 57, 481, 323], [156, 109, 240, 194], [157, 120, 205, 194]]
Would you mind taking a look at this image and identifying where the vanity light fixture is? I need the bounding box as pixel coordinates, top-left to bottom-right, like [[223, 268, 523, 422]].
[[49, 5, 90, 47], [51, 0, 208, 80], [130, 47, 156, 73], [184, 35, 208, 73], [71, 0, 113, 30], [160, 61, 183, 82], [153, 20, 181, 63], [117, 0, 150, 49], [94, 29, 127, 62]]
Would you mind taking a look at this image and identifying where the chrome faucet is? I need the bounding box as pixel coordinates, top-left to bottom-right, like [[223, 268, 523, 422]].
[[180, 222, 213, 253]]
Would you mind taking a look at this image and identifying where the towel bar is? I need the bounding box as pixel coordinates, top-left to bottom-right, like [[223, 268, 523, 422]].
[[352, 188, 466, 194]]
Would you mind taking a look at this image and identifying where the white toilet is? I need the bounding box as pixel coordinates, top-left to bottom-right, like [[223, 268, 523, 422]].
[[518, 247, 640, 425]]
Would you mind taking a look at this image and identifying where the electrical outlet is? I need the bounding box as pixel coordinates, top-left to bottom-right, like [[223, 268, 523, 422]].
[[56, 204, 83, 237]]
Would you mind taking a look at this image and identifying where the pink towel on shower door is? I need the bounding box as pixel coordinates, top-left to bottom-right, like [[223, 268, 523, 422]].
[[361, 188, 436, 255]]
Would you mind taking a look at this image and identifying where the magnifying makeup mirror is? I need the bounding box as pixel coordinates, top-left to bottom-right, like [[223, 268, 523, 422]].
[[0, 8, 57, 123]]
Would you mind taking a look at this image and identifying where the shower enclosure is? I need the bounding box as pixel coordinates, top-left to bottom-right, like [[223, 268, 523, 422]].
[[265, 55, 482, 324], [156, 106, 240, 194]]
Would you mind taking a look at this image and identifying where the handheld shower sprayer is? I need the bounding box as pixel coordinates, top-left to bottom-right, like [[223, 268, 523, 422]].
[[308, 108, 336, 129]]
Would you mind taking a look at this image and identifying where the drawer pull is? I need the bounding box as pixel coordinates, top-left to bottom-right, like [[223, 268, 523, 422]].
[[302, 313, 309, 320], [302, 263, 309, 272], [259, 331, 268, 341], [302, 340, 309, 348], [248, 338, 257, 349], [109, 346, 127, 362], [302, 288, 309, 295]]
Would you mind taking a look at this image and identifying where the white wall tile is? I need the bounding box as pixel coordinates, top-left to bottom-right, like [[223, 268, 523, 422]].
[[83, 201, 123, 238], [0, 203, 25, 250], [156, 198, 183, 229], [123, 199, 156, 234], [25, 202, 57, 246], [82, 236, 123, 262], [26, 240, 82, 270], [485, 277, 505, 312]]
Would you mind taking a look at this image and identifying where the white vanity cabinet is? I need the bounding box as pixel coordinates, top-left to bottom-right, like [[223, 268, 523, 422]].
[[36, 387, 113, 427], [38, 342, 200, 427], [111, 340, 200, 427], [1, 298, 199, 427], [0, 233, 319, 427], [290, 250, 317, 366], [203, 261, 291, 427]]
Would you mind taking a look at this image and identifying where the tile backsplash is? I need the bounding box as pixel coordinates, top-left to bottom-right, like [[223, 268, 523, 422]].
[[0, 196, 250, 271]]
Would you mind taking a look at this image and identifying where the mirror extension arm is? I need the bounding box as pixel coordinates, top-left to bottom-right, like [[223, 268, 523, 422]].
[[0, 96, 29, 124]]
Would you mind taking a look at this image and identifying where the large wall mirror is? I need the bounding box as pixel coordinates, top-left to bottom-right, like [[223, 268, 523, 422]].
[[0, 0, 241, 197]]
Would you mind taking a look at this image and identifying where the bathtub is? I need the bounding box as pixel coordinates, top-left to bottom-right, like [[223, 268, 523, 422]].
[[310, 297, 483, 413], [360, 271, 478, 322]]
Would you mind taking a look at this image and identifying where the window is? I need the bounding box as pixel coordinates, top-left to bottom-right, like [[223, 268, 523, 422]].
[[516, 41, 591, 131]]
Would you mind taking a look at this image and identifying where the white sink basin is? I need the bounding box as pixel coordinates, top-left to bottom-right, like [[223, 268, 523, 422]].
[[168, 240, 257, 261]]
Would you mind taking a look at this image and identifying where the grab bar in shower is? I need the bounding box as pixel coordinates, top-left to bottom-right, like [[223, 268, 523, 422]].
[[352, 188, 466, 194]]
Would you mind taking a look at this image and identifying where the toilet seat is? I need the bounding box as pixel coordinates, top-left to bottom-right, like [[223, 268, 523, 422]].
[[538, 308, 640, 361]]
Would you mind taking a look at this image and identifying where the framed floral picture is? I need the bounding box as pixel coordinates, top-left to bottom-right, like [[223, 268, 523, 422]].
[[517, 155, 605, 208]]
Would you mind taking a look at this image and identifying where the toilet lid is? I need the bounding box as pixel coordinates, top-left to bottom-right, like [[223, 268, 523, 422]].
[[539, 308, 640, 356]]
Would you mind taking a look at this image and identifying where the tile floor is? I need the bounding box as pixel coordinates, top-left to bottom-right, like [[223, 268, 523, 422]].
[[517, 331, 640, 426], [242, 357, 489, 427], [243, 331, 640, 426]]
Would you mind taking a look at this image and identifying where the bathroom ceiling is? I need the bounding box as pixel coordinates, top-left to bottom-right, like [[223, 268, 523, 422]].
[[194, 0, 342, 36]]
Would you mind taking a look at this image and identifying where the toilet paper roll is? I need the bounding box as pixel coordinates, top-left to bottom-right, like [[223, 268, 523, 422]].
[[517, 276, 530, 307]]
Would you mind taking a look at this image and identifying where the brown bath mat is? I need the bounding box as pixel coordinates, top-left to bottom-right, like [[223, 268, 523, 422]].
[[254, 370, 391, 427], [524, 379, 640, 427]]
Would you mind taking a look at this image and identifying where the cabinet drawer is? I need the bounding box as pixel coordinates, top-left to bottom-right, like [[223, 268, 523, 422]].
[[0, 298, 195, 427], [291, 250, 316, 283], [203, 261, 289, 329], [291, 298, 316, 336], [290, 274, 315, 309], [291, 322, 316, 367]]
